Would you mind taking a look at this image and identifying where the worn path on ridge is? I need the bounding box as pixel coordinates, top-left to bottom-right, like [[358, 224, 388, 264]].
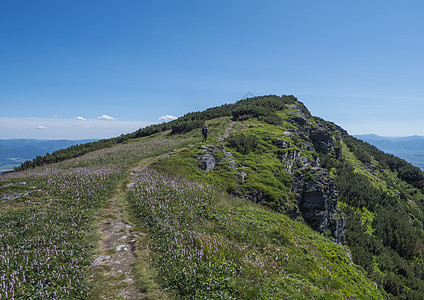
[[90, 120, 232, 299], [90, 154, 175, 300], [218, 121, 235, 142]]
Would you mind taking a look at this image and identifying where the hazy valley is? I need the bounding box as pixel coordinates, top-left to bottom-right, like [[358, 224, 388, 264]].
[[0, 139, 97, 173], [355, 134, 424, 171]]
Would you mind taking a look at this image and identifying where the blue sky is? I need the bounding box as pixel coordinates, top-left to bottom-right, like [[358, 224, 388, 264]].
[[1, 1, 424, 139]]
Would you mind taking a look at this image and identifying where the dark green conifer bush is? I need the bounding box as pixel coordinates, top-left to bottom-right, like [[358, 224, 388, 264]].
[[226, 134, 259, 154]]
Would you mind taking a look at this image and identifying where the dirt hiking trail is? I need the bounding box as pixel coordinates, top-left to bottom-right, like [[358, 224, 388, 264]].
[[90, 156, 174, 300]]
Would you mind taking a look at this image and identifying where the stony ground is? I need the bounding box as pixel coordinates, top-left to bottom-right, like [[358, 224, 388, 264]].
[[90, 191, 143, 299], [90, 156, 176, 300]]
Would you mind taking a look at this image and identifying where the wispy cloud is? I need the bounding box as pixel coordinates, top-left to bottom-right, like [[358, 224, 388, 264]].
[[36, 125, 47, 129], [76, 116, 86, 121], [159, 114, 178, 121], [98, 114, 116, 120]]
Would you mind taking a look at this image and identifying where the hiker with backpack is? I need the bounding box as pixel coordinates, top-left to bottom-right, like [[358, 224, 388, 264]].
[[202, 125, 208, 143]]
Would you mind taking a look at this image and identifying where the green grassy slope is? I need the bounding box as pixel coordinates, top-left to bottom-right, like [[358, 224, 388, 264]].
[[2, 95, 423, 298], [128, 166, 382, 299], [0, 134, 183, 298], [140, 97, 424, 298], [0, 117, 382, 299], [320, 137, 424, 298]]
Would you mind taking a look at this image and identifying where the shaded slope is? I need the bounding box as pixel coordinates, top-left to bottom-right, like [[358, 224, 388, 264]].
[[320, 136, 424, 298]]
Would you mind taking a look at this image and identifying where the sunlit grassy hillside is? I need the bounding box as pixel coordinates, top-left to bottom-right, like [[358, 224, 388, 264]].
[[0, 114, 384, 299], [3, 95, 424, 298]]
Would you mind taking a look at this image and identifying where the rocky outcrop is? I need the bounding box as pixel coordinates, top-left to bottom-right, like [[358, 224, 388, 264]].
[[197, 109, 346, 243], [198, 152, 216, 173], [275, 139, 290, 149], [0, 182, 43, 203], [275, 113, 345, 242], [291, 166, 345, 243], [92, 255, 111, 266], [280, 149, 301, 174], [0, 190, 43, 202], [198, 145, 236, 172], [309, 129, 335, 154], [0, 181, 27, 189], [287, 104, 311, 126], [245, 189, 264, 203]]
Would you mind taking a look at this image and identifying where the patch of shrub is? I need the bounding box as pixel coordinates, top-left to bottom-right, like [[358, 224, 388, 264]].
[[170, 119, 204, 134], [226, 134, 259, 154], [258, 113, 282, 125]]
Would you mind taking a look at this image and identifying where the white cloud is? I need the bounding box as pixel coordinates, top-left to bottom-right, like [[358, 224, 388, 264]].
[[159, 114, 178, 121], [76, 116, 86, 121], [98, 114, 116, 120], [0, 117, 153, 139], [52, 114, 58, 118]]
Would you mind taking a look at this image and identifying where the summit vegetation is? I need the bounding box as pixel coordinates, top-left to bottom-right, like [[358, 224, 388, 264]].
[[1, 95, 424, 299], [13, 95, 297, 171]]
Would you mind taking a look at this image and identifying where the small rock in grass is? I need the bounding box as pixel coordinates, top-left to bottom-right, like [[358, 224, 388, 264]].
[[0, 182, 27, 189], [118, 235, 128, 241], [115, 244, 128, 251], [92, 255, 111, 266]]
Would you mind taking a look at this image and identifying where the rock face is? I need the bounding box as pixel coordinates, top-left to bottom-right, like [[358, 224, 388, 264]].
[[197, 109, 347, 243], [280, 149, 301, 173], [287, 104, 310, 126], [198, 153, 217, 173], [277, 129, 345, 243], [309, 129, 335, 154], [275, 139, 290, 149], [292, 167, 345, 243]]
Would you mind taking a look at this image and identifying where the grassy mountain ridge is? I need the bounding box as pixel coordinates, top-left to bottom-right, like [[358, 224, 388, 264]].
[[13, 95, 298, 171], [152, 99, 424, 297], [2, 95, 424, 298]]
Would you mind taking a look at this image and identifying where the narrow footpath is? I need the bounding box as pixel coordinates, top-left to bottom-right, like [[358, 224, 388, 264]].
[[90, 185, 143, 299], [89, 122, 231, 299], [90, 159, 171, 299], [218, 121, 235, 142]]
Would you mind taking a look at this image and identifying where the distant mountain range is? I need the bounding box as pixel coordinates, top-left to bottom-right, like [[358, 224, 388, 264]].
[[355, 134, 424, 170], [0, 139, 97, 172]]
